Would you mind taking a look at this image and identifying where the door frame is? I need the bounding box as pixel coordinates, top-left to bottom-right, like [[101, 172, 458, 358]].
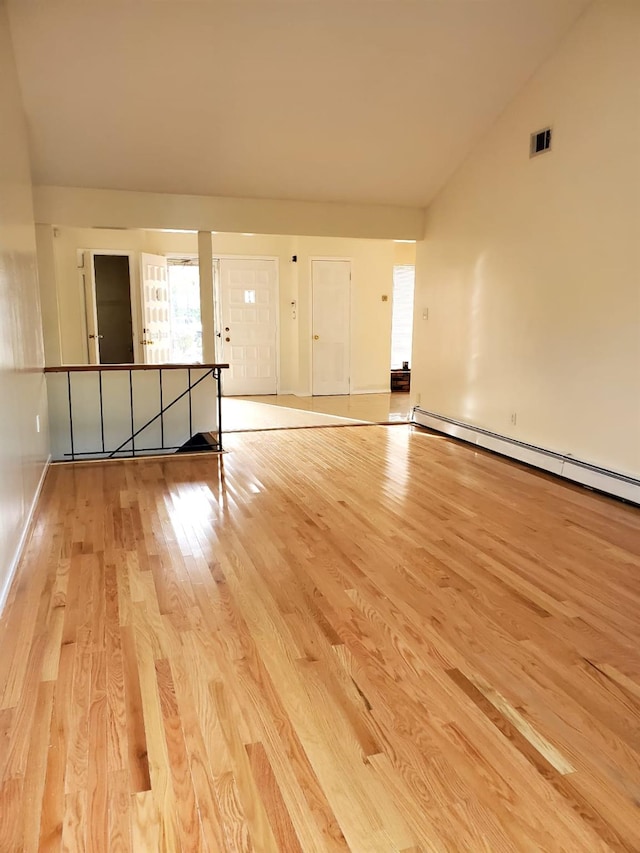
[[309, 256, 353, 396], [81, 249, 142, 364], [214, 254, 281, 395]]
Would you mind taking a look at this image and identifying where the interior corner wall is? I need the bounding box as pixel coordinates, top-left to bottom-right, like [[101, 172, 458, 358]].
[[412, 0, 640, 479], [0, 5, 49, 610]]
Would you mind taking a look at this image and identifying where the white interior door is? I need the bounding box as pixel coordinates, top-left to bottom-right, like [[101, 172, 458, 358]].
[[312, 259, 351, 395], [218, 258, 278, 395], [140, 253, 171, 364]]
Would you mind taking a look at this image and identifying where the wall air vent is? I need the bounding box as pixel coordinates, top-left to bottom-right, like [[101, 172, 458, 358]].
[[530, 127, 552, 158]]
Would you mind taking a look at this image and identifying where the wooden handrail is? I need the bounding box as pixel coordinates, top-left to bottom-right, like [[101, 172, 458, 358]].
[[44, 363, 229, 373]]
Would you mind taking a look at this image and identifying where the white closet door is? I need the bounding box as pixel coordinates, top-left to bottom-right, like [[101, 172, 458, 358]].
[[312, 259, 351, 395]]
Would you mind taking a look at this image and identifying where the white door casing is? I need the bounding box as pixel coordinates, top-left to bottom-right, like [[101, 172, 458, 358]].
[[218, 258, 278, 395], [83, 250, 100, 364], [140, 253, 171, 364], [312, 259, 351, 395]]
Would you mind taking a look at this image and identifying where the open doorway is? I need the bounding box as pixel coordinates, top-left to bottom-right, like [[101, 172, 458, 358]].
[[390, 264, 415, 390], [167, 259, 203, 363], [90, 254, 134, 364]]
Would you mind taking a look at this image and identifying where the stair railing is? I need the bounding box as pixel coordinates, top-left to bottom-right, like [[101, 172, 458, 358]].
[[44, 363, 228, 461]]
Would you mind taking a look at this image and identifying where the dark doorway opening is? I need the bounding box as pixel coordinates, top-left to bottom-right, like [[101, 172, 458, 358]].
[[94, 255, 134, 363]]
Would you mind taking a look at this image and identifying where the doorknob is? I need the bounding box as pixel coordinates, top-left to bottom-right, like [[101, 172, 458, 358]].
[[89, 334, 104, 340], [225, 337, 231, 342], [313, 335, 320, 340]]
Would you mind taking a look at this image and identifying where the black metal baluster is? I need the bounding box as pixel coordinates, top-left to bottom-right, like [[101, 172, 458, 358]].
[[159, 368, 164, 449], [129, 369, 135, 456], [216, 367, 223, 452], [98, 370, 105, 454], [67, 371, 75, 461], [188, 368, 193, 438]]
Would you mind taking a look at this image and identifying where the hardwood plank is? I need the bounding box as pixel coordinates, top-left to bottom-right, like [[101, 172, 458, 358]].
[[120, 625, 151, 793], [22, 681, 55, 852], [0, 777, 23, 853], [105, 563, 129, 773], [107, 770, 132, 853], [39, 643, 75, 852], [130, 790, 160, 852], [86, 650, 108, 853], [61, 790, 87, 852], [245, 742, 304, 853], [155, 658, 203, 851]]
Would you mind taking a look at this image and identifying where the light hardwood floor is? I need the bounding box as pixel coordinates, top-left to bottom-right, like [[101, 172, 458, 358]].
[[1, 424, 640, 851], [232, 393, 412, 426], [221, 399, 368, 433]]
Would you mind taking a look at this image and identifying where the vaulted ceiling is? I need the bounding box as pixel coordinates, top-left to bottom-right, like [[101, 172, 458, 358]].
[[8, 0, 589, 207]]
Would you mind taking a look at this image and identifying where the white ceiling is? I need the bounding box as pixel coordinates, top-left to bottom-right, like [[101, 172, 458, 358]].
[[8, 0, 589, 208]]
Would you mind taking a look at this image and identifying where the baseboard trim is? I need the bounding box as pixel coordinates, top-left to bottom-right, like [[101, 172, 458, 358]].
[[412, 408, 640, 505], [293, 388, 391, 398], [0, 455, 51, 617]]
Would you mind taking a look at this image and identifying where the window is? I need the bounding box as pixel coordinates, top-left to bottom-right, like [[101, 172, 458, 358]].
[[167, 260, 203, 363], [390, 265, 415, 370]]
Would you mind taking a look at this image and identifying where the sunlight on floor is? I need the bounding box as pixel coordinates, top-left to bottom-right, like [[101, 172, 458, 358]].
[[222, 393, 412, 432]]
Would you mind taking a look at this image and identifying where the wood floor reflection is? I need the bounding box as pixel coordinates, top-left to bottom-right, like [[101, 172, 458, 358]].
[[1, 424, 640, 851]]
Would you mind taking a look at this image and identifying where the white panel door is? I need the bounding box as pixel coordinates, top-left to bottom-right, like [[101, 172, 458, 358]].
[[140, 253, 171, 364], [312, 259, 351, 395], [218, 258, 278, 395]]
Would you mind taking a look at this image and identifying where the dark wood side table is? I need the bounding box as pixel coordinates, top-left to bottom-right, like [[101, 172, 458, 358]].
[[390, 369, 411, 392]]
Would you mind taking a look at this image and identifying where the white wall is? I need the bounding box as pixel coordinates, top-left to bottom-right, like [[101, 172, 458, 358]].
[[0, 5, 49, 610], [34, 186, 424, 241], [413, 0, 640, 479], [42, 228, 396, 396], [393, 242, 416, 267]]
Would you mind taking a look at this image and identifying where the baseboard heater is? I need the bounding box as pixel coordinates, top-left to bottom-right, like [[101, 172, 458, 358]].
[[412, 407, 640, 505]]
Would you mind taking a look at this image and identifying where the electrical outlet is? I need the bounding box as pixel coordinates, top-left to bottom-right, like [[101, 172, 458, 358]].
[[510, 412, 517, 426], [416, 392, 422, 406]]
